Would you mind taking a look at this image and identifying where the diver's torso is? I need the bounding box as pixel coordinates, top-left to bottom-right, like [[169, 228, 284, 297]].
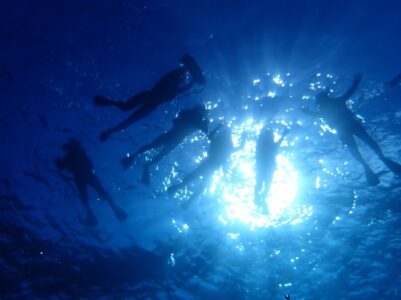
[[320, 101, 361, 133]]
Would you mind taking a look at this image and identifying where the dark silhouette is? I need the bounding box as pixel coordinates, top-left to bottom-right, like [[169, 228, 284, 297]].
[[121, 104, 209, 185], [254, 127, 288, 212], [385, 73, 401, 87], [304, 73, 401, 185], [55, 138, 128, 226], [167, 123, 232, 198], [94, 54, 205, 142]]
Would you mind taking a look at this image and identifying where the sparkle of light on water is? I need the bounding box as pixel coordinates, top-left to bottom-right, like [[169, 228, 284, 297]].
[[210, 119, 313, 229]]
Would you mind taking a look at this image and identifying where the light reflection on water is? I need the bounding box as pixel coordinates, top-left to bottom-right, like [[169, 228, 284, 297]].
[[166, 71, 350, 230], [211, 120, 313, 229], [169, 117, 313, 230]]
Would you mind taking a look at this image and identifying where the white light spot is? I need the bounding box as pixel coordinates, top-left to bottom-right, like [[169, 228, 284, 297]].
[[209, 120, 312, 229], [273, 75, 284, 85]]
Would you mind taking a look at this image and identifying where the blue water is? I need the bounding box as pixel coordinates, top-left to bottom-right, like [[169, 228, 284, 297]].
[[1, 0, 401, 299]]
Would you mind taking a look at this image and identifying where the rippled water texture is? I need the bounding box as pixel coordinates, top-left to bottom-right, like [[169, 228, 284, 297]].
[[1, 0, 401, 299]]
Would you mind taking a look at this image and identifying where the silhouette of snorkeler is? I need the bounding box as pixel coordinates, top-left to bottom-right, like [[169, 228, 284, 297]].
[[254, 127, 288, 213], [94, 54, 205, 142], [304, 73, 401, 185], [54, 138, 128, 226], [167, 123, 233, 199], [120, 104, 209, 185]]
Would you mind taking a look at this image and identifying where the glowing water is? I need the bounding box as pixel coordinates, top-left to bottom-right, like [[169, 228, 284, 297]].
[[209, 120, 313, 229]]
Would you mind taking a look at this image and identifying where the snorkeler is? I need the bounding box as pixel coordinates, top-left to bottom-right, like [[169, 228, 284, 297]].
[[120, 104, 209, 184], [303, 73, 401, 185], [94, 54, 205, 142], [254, 127, 288, 212], [167, 123, 232, 196], [55, 138, 128, 226]]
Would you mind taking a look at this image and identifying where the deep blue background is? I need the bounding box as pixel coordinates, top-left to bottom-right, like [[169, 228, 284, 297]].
[[1, 0, 401, 299]]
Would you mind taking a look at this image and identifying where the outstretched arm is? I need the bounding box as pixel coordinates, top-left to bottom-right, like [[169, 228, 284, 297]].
[[340, 73, 362, 101]]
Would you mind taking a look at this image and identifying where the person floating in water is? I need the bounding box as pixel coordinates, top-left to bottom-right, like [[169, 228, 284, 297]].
[[303, 73, 401, 185], [55, 138, 128, 226], [94, 54, 205, 142], [254, 127, 288, 213], [120, 104, 209, 184], [167, 123, 232, 200]]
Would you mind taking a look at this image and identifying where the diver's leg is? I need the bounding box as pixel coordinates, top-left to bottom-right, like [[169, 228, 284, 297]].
[[75, 179, 98, 226], [261, 171, 275, 213], [255, 171, 274, 213], [342, 135, 379, 185], [168, 161, 210, 194], [120, 91, 152, 111], [357, 129, 401, 175], [253, 168, 264, 208], [146, 141, 177, 167], [355, 126, 386, 158], [89, 175, 128, 221], [100, 104, 157, 142], [121, 136, 164, 169], [121, 142, 158, 169], [121, 132, 172, 169], [94, 91, 151, 112], [94, 95, 122, 108], [254, 183, 264, 209], [181, 184, 206, 210], [141, 142, 177, 185]]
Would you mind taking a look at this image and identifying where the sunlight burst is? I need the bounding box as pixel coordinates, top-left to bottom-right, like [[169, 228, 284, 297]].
[[210, 119, 312, 229]]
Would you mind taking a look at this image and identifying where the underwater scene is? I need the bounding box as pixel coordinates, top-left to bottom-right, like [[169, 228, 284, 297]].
[[1, 0, 401, 299]]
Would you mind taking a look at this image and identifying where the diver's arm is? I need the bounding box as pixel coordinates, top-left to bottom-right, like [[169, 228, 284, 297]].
[[340, 73, 362, 101]]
